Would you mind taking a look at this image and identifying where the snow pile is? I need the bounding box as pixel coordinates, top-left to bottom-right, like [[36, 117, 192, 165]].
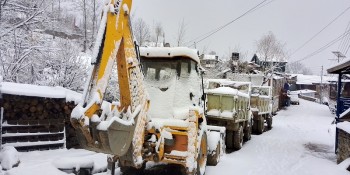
[[338, 157, 350, 170], [55, 159, 92, 172], [97, 105, 141, 130], [290, 89, 316, 94], [228, 74, 265, 86], [0, 146, 20, 170], [207, 109, 220, 116], [292, 74, 337, 85], [205, 87, 249, 98], [147, 118, 189, 131], [0, 82, 82, 104], [140, 47, 200, 63], [5, 149, 107, 175], [340, 108, 350, 119], [220, 110, 235, 118], [337, 121, 350, 134], [186, 122, 197, 173], [167, 150, 188, 157], [53, 157, 94, 171], [207, 131, 221, 153]]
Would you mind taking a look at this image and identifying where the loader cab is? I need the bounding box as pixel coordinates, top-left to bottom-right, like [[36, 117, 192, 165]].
[[140, 47, 204, 120]]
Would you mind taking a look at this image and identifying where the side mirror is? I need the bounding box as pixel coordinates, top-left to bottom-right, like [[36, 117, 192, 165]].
[[201, 94, 206, 101]]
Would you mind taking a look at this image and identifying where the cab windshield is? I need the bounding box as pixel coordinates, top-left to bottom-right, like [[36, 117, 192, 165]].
[[141, 57, 197, 83]]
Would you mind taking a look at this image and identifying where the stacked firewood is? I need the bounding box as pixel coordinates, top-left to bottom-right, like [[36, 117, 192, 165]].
[[2, 94, 75, 122], [2, 94, 80, 149]]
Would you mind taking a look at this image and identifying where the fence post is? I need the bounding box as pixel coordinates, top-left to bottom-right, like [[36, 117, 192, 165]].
[[0, 107, 3, 150]]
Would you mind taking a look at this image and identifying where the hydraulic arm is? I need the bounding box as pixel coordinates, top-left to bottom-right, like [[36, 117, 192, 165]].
[[70, 0, 149, 168]]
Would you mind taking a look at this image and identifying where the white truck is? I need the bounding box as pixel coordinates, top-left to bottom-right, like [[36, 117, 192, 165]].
[[250, 86, 273, 134], [205, 79, 252, 153]]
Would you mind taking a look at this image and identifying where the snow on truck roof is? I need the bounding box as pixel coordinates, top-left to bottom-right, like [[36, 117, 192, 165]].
[[206, 79, 251, 87], [140, 47, 200, 63], [0, 82, 82, 103], [205, 87, 249, 98]]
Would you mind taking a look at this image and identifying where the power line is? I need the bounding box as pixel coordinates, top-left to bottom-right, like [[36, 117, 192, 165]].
[[294, 29, 350, 63], [338, 21, 350, 53], [185, 0, 271, 47], [342, 24, 350, 54], [346, 42, 350, 54], [290, 6, 350, 57]]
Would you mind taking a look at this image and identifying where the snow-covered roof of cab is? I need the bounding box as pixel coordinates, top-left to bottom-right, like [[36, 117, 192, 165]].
[[140, 47, 200, 63]]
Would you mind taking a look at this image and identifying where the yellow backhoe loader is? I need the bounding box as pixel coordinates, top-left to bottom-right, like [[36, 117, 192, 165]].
[[70, 0, 210, 174]]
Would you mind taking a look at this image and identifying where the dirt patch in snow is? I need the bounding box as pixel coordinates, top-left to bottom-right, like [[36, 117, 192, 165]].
[[304, 143, 336, 161]]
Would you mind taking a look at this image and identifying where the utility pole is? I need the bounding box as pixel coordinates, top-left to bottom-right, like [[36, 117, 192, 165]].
[[320, 66, 323, 104], [331, 51, 346, 63]]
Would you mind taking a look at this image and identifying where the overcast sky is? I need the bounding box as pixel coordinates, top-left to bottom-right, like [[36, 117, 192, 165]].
[[132, 0, 350, 75]]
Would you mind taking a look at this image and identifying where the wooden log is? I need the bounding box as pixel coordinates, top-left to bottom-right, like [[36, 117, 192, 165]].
[[3, 102, 12, 110], [24, 104, 30, 110], [30, 98, 39, 106], [30, 106, 37, 113], [37, 104, 44, 112]]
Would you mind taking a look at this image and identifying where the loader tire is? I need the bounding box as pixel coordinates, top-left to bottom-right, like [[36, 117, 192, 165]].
[[119, 161, 145, 175], [195, 132, 207, 175], [207, 141, 220, 166], [233, 126, 243, 150]]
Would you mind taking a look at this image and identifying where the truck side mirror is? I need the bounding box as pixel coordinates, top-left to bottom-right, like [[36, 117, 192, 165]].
[[201, 94, 206, 101]]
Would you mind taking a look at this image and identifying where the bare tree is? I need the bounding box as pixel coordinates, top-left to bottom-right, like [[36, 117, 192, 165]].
[[0, 1, 46, 82], [91, 0, 96, 43], [176, 18, 187, 47], [82, 0, 87, 52], [154, 22, 163, 45], [133, 18, 150, 46], [256, 31, 287, 72], [286, 62, 313, 75]]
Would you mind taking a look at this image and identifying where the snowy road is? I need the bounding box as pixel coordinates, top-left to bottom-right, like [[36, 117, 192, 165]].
[[207, 99, 347, 175], [3, 99, 349, 175]]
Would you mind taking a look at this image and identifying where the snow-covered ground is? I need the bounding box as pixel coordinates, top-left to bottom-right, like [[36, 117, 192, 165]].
[[207, 99, 348, 175], [2, 99, 349, 175]]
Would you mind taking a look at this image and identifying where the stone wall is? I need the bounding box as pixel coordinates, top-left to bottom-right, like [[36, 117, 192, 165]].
[[338, 129, 350, 163]]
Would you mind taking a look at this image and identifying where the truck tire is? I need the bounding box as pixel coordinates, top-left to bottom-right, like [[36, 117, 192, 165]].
[[267, 117, 273, 130], [233, 126, 243, 150], [195, 132, 207, 175], [243, 123, 252, 141], [207, 141, 220, 166], [253, 119, 264, 134], [226, 130, 234, 150]]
